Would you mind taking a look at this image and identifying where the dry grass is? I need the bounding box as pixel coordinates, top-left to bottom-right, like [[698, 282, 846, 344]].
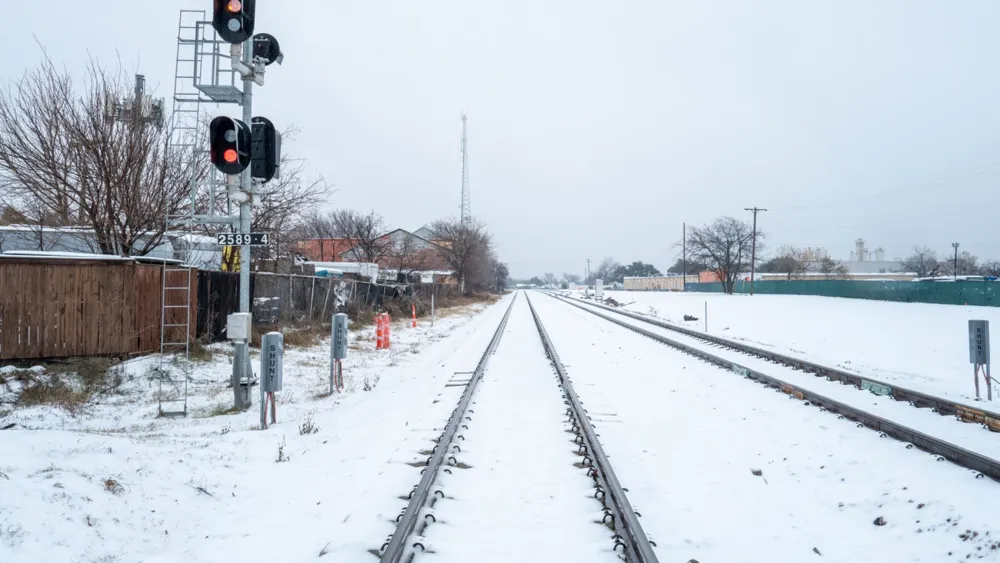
[[11, 354, 140, 411], [17, 382, 89, 411], [188, 340, 215, 362], [250, 324, 327, 349]]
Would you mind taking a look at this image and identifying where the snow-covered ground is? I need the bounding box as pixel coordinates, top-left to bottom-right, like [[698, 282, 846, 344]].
[[0, 300, 508, 563], [592, 290, 1000, 405], [425, 295, 611, 562], [531, 292, 1000, 563]]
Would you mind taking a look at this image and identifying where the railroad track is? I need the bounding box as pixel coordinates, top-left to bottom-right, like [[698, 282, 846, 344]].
[[376, 292, 658, 563], [547, 291, 1000, 482], [555, 293, 1000, 432]]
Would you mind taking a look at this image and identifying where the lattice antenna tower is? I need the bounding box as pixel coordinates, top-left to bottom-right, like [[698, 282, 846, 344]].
[[460, 113, 471, 224]]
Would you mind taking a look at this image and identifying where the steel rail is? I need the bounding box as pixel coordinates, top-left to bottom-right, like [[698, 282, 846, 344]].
[[556, 293, 1000, 432], [525, 293, 660, 563], [548, 292, 1000, 482], [378, 294, 517, 563]]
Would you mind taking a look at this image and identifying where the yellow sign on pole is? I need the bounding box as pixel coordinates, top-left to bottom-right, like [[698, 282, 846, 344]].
[[222, 246, 240, 272]]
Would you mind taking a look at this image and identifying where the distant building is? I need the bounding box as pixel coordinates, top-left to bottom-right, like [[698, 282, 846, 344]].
[[296, 227, 456, 284], [624, 275, 699, 291]]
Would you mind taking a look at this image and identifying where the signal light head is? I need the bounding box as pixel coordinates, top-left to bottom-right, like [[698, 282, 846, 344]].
[[213, 0, 255, 44], [209, 116, 252, 175]]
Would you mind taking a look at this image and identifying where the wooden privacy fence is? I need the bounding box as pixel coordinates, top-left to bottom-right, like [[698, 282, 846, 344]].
[[0, 259, 197, 360]]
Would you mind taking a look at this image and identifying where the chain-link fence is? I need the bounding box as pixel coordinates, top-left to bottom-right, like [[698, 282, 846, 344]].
[[196, 271, 463, 341]]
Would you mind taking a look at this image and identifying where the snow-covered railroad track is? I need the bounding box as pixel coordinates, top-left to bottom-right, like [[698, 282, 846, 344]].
[[376, 292, 657, 563], [558, 293, 1000, 433], [531, 292, 1000, 562], [548, 292, 1000, 482]]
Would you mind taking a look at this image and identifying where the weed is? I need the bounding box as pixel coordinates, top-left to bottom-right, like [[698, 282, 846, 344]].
[[276, 437, 289, 463], [18, 378, 88, 412], [298, 412, 319, 435], [0, 522, 24, 548], [220, 424, 231, 436], [103, 478, 124, 495], [208, 403, 240, 417], [55, 357, 117, 392], [188, 341, 215, 363], [362, 374, 380, 392]]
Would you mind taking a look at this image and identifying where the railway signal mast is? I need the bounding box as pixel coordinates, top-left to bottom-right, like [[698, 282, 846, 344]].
[[207, 0, 284, 412]]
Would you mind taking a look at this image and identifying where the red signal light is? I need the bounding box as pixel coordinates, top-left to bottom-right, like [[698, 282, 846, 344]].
[[223, 149, 239, 163], [227, 0, 242, 12]]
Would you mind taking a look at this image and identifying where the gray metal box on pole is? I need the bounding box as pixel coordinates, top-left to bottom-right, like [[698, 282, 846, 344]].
[[332, 313, 348, 360], [261, 332, 284, 392], [969, 320, 990, 364]]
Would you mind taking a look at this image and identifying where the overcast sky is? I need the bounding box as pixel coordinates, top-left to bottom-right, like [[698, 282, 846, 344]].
[[4, 1, 1000, 277]]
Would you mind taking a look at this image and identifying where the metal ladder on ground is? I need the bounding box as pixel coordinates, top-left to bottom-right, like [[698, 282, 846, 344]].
[[158, 261, 194, 417]]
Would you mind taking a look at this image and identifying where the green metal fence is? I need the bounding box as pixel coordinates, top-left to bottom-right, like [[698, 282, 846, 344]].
[[684, 280, 1000, 307]]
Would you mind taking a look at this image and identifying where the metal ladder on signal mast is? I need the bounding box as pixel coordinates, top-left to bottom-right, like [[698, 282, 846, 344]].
[[156, 9, 209, 418]]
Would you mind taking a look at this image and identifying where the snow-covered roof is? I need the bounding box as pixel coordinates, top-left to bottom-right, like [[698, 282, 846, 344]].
[[0, 250, 136, 262], [0, 250, 185, 265]]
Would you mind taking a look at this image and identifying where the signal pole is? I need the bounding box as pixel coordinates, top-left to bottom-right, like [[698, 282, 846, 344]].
[[745, 207, 767, 295], [234, 36, 254, 410]]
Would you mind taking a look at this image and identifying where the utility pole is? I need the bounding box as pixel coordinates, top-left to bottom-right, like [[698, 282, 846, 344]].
[[682, 222, 687, 291], [586, 258, 592, 285], [953, 242, 960, 280], [745, 207, 767, 295]]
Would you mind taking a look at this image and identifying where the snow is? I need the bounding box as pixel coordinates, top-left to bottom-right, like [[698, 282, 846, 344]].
[[596, 290, 1000, 405], [0, 300, 508, 563], [425, 295, 611, 563], [530, 292, 1000, 562], [9, 287, 1000, 563], [0, 251, 136, 262], [560, 295, 1000, 461]]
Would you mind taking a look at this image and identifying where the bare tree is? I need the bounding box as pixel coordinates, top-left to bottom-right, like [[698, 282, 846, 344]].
[[493, 261, 510, 292], [297, 209, 339, 260], [815, 256, 849, 278], [900, 247, 940, 277], [980, 260, 1000, 278], [385, 231, 435, 281], [193, 126, 331, 265], [760, 245, 809, 280], [430, 218, 492, 293], [249, 148, 331, 262], [686, 216, 758, 294], [330, 210, 390, 263], [562, 273, 581, 284], [0, 54, 192, 256], [942, 250, 979, 277], [592, 258, 621, 284]]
